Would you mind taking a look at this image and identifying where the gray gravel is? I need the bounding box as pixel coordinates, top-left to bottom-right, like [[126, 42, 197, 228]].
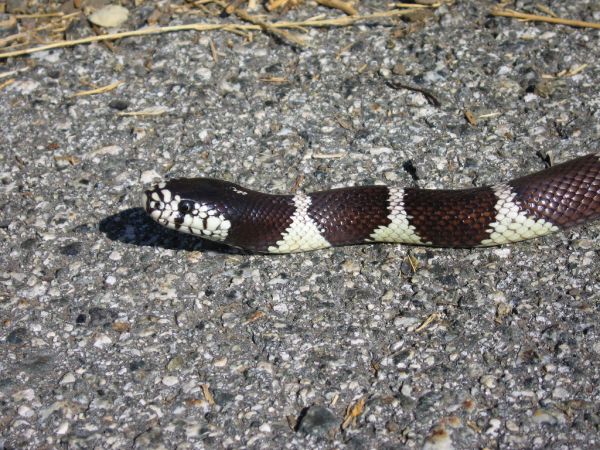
[[1, 1, 600, 448]]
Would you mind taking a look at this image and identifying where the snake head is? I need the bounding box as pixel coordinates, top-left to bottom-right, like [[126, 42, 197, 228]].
[[143, 178, 234, 242]]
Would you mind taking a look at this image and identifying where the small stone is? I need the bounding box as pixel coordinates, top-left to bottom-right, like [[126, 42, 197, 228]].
[[379, 67, 391, 79], [212, 389, 235, 405], [506, 420, 519, 432], [60, 242, 82, 256], [258, 423, 272, 433], [552, 387, 569, 399], [12, 389, 35, 401], [297, 406, 338, 436], [532, 408, 566, 425], [167, 356, 184, 372], [213, 357, 228, 368], [90, 145, 122, 157], [393, 316, 419, 328], [423, 427, 454, 450], [256, 362, 274, 375], [273, 303, 288, 313], [56, 421, 69, 435], [60, 372, 76, 384], [381, 290, 394, 302], [108, 99, 129, 111], [129, 360, 145, 371], [93, 334, 112, 348], [186, 423, 201, 438], [88, 307, 116, 326], [480, 375, 497, 389], [88, 5, 129, 28], [108, 251, 122, 261], [392, 63, 405, 75], [112, 321, 130, 332], [341, 259, 360, 273], [133, 128, 147, 141], [384, 171, 399, 181], [8, 79, 40, 95], [6, 327, 27, 344], [195, 68, 212, 82], [140, 170, 161, 184], [162, 375, 179, 386], [486, 418, 501, 435], [18, 405, 34, 418]]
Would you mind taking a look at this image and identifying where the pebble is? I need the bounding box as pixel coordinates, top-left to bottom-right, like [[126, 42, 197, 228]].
[[213, 357, 228, 368], [56, 421, 69, 435], [18, 405, 34, 418], [258, 423, 272, 433], [422, 427, 454, 450], [108, 251, 122, 261], [273, 303, 288, 313], [93, 334, 112, 348], [6, 327, 27, 344], [8, 79, 40, 95], [140, 170, 161, 185], [162, 376, 179, 386], [60, 373, 76, 384], [88, 5, 129, 28], [394, 316, 420, 328], [532, 408, 567, 425], [12, 389, 35, 401], [166, 356, 184, 371], [60, 242, 82, 257], [480, 375, 497, 389], [89, 145, 122, 158], [108, 99, 129, 111], [296, 406, 338, 436], [552, 387, 570, 400], [486, 418, 501, 435]]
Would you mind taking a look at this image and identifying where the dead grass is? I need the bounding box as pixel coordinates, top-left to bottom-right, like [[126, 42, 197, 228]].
[[1, 2, 598, 60], [0, 1, 439, 59]]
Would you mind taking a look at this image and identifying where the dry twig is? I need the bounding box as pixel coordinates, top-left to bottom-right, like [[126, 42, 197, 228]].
[[0, 9, 423, 59], [415, 312, 440, 332], [491, 7, 600, 29], [71, 80, 123, 97], [0, 78, 15, 90], [342, 397, 366, 429], [233, 8, 306, 47], [315, 0, 357, 16], [116, 106, 170, 117]]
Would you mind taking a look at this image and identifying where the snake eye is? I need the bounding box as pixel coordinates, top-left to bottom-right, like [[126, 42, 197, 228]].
[[178, 200, 194, 214]]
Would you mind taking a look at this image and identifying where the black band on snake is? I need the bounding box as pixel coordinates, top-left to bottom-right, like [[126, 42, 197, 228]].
[[143, 153, 600, 253]]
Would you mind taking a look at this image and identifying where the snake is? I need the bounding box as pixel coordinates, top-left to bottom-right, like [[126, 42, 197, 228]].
[[143, 153, 600, 253]]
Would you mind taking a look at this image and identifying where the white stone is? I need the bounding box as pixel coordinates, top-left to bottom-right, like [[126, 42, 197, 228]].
[[88, 5, 129, 28], [162, 376, 179, 386]]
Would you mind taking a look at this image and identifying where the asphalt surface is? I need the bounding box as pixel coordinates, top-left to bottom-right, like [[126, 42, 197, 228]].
[[1, 1, 599, 448]]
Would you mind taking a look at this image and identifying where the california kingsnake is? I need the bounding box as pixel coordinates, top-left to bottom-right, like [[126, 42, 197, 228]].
[[143, 153, 600, 253]]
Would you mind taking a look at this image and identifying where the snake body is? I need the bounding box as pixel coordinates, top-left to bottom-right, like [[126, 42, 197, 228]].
[[143, 153, 600, 253]]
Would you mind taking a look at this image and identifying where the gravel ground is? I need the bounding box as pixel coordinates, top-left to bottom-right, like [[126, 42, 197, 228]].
[[1, 1, 600, 449]]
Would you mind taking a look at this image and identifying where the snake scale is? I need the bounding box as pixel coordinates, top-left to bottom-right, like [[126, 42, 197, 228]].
[[143, 153, 600, 253]]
